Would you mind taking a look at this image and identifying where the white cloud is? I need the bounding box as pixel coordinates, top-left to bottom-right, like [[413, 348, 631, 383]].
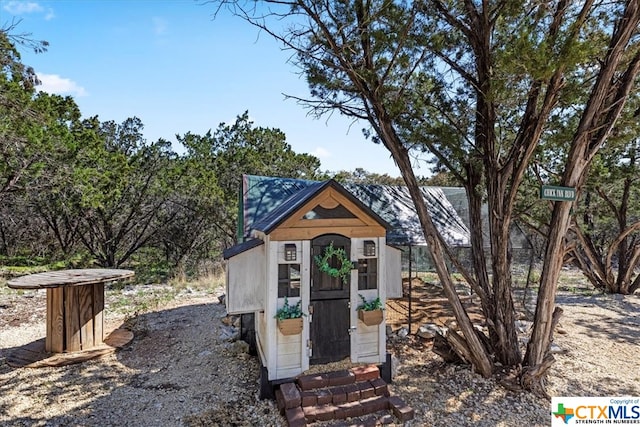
[[152, 17, 167, 35], [2, 1, 43, 14], [311, 147, 331, 158], [36, 73, 88, 97], [2, 1, 55, 20]]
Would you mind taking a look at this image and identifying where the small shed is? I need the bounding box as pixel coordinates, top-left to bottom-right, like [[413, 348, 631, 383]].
[[223, 179, 402, 388]]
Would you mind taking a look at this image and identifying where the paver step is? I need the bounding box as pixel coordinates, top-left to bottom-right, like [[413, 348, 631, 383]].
[[297, 364, 380, 390], [298, 377, 389, 407], [329, 411, 397, 427], [303, 395, 390, 423], [277, 364, 414, 426]]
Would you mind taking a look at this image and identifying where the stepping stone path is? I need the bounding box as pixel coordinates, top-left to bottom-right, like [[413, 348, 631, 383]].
[[275, 364, 414, 426]]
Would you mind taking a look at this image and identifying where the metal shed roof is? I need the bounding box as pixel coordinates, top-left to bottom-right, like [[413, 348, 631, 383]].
[[240, 175, 470, 247]]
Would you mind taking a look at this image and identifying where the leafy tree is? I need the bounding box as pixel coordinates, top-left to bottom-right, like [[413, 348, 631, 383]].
[[2, 27, 323, 276], [0, 22, 47, 92], [177, 111, 322, 248], [523, 4, 639, 392], [0, 28, 48, 200], [67, 117, 182, 267], [0, 28, 85, 258], [329, 168, 404, 185], [0, 192, 43, 256], [327, 167, 446, 185], [213, 0, 640, 393], [28, 99, 97, 257], [154, 137, 225, 273], [422, 171, 461, 188], [570, 138, 640, 295], [522, 93, 640, 295]]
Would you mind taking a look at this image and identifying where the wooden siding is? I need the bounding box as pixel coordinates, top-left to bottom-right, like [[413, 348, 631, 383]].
[[226, 244, 266, 314], [301, 240, 311, 375], [353, 287, 382, 362], [356, 326, 379, 357], [351, 237, 380, 259], [385, 245, 403, 298], [350, 238, 387, 365], [276, 332, 303, 379], [269, 188, 386, 241], [273, 293, 305, 379], [270, 225, 385, 241], [264, 239, 311, 381]]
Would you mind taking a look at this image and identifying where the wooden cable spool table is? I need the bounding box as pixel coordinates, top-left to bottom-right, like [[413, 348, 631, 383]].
[[7, 268, 134, 354]]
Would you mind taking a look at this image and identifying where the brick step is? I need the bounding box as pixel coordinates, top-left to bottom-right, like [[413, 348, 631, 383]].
[[329, 411, 397, 427], [298, 364, 381, 391], [282, 395, 415, 426], [299, 377, 389, 406], [304, 395, 390, 423], [286, 408, 397, 427], [276, 365, 414, 426]]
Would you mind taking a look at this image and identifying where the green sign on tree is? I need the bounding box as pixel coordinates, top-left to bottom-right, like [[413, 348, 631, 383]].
[[540, 185, 576, 201]]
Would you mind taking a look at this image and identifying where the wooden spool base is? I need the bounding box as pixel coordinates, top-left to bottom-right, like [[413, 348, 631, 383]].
[[6, 328, 134, 368]]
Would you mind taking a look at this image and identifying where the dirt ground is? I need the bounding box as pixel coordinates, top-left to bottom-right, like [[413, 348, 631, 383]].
[[1, 275, 639, 426]]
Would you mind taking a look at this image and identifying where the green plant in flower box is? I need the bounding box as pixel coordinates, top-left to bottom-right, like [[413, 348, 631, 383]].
[[274, 297, 305, 320], [356, 294, 384, 326], [356, 294, 383, 311]]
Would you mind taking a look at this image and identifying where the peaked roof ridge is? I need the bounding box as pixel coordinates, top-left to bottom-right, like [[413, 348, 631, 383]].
[[250, 178, 389, 235], [241, 174, 471, 246]]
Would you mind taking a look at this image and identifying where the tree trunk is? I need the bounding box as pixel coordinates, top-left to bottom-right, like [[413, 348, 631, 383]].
[[379, 121, 493, 377], [522, 306, 563, 396], [464, 160, 492, 313], [524, 0, 640, 392], [523, 199, 573, 391], [486, 169, 522, 366]]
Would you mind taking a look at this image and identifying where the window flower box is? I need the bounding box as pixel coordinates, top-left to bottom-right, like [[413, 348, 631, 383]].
[[356, 294, 384, 326], [275, 297, 305, 335], [358, 308, 384, 326], [277, 317, 304, 335]]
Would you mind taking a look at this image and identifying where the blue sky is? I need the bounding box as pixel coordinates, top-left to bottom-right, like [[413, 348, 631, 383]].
[[0, 0, 430, 176]]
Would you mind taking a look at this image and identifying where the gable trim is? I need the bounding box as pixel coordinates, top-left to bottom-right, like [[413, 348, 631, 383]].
[[277, 187, 384, 230], [253, 180, 390, 236]]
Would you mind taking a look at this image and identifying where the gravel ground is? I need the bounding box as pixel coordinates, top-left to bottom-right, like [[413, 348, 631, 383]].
[[0, 280, 638, 427]]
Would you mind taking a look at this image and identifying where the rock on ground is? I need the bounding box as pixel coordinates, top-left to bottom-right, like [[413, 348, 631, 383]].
[[1, 283, 638, 426]]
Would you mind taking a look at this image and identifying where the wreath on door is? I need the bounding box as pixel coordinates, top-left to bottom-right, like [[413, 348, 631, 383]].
[[314, 242, 354, 284]]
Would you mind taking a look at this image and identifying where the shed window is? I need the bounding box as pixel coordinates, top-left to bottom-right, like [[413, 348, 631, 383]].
[[357, 258, 377, 290], [303, 204, 356, 219], [363, 240, 376, 257], [284, 243, 297, 261], [278, 264, 301, 298]]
